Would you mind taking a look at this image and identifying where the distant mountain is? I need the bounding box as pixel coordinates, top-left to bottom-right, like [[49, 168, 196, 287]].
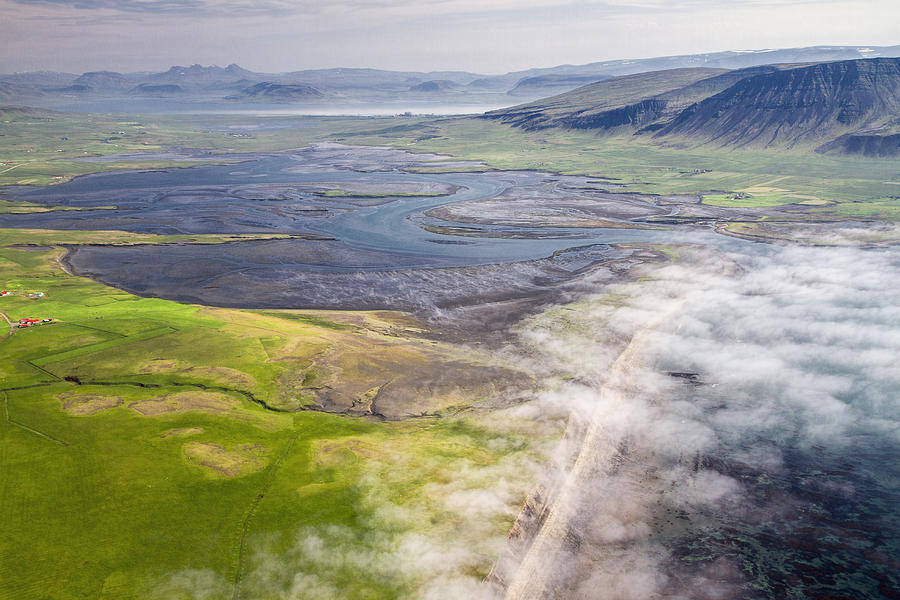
[[0, 81, 42, 101], [508, 45, 900, 80], [507, 74, 611, 96], [74, 71, 136, 89], [1, 45, 899, 112], [658, 58, 900, 149], [147, 63, 258, 88], [483, 67, 728, 130], [409, 80, 461, 92], [227, 81, 323, 101]]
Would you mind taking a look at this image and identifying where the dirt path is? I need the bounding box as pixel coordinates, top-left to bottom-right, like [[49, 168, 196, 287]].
[[0, 162, 26, 175], [0, 312, 14, 337], [502, 301, 683, 599]]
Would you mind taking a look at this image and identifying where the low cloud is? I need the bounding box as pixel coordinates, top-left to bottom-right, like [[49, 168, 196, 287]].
[[498, 243, 900, 597], [153, 243, 900, 598]]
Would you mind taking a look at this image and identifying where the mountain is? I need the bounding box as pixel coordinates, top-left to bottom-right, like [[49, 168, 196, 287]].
[[2, 45, 900, 112], [226, 81, 323, 101], [657, 58, 900, 149], [485, 57, 900, 154], [503, 45, 900, 81], [0, 81, 43, 101], [73, 71, 136, 89], [146, 63, 258, 88], [409, 80, 461, 92]]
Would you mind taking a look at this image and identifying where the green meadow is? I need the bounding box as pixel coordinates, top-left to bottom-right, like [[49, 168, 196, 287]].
[[3, 107, 898, 221], [336, 117, 900, 211], [0, 108, 426, 186], [0, 234, 543, 599]]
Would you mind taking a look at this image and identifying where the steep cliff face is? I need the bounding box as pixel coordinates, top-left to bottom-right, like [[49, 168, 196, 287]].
[[657, 58, 900, 148], [556, 98, 669, 130], [483, 58, 900, 154]]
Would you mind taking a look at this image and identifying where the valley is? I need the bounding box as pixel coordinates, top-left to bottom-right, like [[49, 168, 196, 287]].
[[2, 50, 900, 600]]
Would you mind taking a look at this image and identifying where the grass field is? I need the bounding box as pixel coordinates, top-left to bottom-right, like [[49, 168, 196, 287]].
[[0, 234, 545, 599], [336, 118, 900, 210], [0, 107, 431, 187], [3, 107, 898, 222], [0, 199, 119, 214], [0, 228, 299, 247]]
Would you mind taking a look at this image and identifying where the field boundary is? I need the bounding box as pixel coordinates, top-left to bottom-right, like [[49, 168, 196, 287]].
[[2, 391, 69, 446], [231, 431, 302, 600], [30, 326, 176, 368]]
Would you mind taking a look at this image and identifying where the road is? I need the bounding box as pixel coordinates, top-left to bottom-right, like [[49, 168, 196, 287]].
[[502, 300, 684, 599]]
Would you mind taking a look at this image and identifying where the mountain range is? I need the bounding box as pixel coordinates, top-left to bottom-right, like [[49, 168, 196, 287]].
[[3, 45, 900, 110]]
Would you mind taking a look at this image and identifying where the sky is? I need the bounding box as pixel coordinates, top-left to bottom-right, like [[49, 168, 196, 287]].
[[2, 0, 899, 74]]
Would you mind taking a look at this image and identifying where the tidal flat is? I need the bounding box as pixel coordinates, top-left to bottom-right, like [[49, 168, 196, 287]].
[[1, 143, 757, 317]]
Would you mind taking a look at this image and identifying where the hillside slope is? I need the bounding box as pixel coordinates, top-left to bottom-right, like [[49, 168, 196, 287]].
[[482, 68, 727, 130]]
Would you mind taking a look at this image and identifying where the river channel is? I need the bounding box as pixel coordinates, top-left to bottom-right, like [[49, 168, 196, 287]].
[[0, 144, 750, 311]]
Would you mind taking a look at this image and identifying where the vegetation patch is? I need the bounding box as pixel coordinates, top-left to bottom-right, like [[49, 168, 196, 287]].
[[136, 361, 256, 388], [58, 391, 123, 415], [0, 199, 117, 214], [182, 442, 270, 478], [701, 192, 793, 207], [129, 391, 239, 417], [0, 228, 296, 248], [160, 427, 205, 438]]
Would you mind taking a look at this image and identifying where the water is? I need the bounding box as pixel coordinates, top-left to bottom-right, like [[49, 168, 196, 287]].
[[25, 98, 515, 116]]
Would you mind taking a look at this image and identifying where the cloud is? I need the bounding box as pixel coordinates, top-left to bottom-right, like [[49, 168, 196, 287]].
[[3, 0, 898, 72], [2, 0, 868, 21], [13, 0, 206, 13], [9, 0, 320, 18], [497, 243, 900, 596]]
